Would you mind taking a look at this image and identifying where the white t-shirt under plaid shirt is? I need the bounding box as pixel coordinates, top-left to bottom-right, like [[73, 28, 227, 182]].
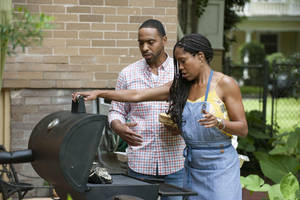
[[108, 56, 185, 176]]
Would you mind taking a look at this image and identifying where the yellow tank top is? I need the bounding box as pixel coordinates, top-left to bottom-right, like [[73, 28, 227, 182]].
[[187, 85, 232, 137]]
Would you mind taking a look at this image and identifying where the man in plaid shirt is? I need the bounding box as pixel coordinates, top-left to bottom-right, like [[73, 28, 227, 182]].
[[108, 19, 185, 200]]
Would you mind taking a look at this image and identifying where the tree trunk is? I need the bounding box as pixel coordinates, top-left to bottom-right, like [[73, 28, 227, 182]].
[[191, 0, 198, 33], [0, 0, 12, 91], [180, 0, 188, 34]]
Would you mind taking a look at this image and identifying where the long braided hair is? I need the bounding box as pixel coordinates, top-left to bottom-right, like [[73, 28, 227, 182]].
[[167, 33, 214, 129]]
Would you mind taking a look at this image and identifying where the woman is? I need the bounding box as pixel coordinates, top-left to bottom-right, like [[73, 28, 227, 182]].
[[72, 33, 248, 200]]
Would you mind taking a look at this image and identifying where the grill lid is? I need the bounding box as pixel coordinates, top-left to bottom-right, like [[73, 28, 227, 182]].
[[29, 97, 108, 192]]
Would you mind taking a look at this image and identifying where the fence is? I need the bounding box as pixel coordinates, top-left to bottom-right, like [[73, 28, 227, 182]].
[[270, 62, 300, 133], [224, 59, 300, 134]]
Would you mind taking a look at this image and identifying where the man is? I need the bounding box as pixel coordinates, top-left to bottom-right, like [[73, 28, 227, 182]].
[[108, 19, 185, 200]]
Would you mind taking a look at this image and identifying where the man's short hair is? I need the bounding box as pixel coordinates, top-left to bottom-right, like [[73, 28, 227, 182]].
[[139, 19, 166, 37]]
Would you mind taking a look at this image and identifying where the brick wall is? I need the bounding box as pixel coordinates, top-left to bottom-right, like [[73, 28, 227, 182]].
[[3, 0, 178, 89]]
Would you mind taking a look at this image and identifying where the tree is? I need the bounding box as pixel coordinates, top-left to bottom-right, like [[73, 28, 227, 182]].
[[223, 0, 249, 53], [178, 0, 249, 53], [0, 0, 12, 92], [0, 2, 52, 91]]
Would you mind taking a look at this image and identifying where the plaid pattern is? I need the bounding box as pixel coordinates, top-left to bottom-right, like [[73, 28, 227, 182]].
[[108, 56, 185, 175]]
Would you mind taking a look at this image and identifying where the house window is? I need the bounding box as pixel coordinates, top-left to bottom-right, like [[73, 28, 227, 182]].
[[260, 33, 278, 55]]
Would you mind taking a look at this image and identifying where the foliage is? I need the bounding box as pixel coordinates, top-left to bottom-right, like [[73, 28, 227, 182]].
[[238, 110, 274, 153], [267, 51, 300, 65], [266, 52, 286, 65], [241, 173, 300, 200], [285, 53, 300, 98], [254, 151, 299, 183], [0, 7, 53, 90], [178, 0, 249, 53], [240, 113, 300, 183], [243, 97, 300, 134], [239, 41, 266, 65], [195, 0, 209, 18], [240, 123, 300, 199], [267, 52, 300, 98], [236, 42, 266, 85], [238, 110, 276, 177], [266, 52, 287, 80], [223, 0, 250, 52], [287, 52, 300, 64], [0, 7, 53, 55], [260, 127, 300, 183], [240, 86, 261, 96], [270, 127, 300, 160]]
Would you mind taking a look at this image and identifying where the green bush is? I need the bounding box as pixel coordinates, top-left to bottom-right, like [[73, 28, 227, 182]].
[[238, 110, 275, 177], [287, 52, 300, 64], [238, 42, 266, 86], [266, 52, 286, 65], [0, 7, 53, 55], [0, 7, 53, 89], [240, 86, 261, 96], [239, 42, 266, 65]]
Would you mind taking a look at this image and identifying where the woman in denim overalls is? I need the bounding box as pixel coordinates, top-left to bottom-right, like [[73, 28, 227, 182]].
[[167, 34, 248, 200], [180, 69, 241, 199], [72, 34, 248, 200]]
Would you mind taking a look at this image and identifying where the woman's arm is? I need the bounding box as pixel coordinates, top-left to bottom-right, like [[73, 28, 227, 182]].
[[72, 81, 172, 102], [218, 75, 248, 137]]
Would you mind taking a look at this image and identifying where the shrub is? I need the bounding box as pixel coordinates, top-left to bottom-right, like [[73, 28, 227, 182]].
[[239, 42, 266, 65], [240, 86, 261, 96]]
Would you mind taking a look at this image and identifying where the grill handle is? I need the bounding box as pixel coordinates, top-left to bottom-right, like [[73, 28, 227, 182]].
[[0, 149, 33, 164], [71, 95, 86, 113]]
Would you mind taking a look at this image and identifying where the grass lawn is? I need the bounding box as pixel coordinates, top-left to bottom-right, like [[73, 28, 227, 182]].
[[242, 97, 300, 134]]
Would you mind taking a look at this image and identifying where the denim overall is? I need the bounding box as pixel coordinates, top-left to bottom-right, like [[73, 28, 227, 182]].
[[181, 70, 241, 200]]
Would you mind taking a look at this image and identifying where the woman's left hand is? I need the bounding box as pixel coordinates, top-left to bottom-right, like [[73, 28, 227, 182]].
[[198, 110, 218, 128]]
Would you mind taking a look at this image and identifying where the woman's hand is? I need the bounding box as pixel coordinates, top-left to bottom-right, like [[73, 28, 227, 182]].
[[72, 90, 99, 102], [198, 110, 219, 128]]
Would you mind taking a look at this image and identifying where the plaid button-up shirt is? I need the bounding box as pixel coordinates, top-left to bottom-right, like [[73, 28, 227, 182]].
[[108, 56, 185, 175]]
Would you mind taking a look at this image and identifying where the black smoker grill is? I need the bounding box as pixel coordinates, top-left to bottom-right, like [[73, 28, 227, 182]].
[[0, 97, 196, 200]]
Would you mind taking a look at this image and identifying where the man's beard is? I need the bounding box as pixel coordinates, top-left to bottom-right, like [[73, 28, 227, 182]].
[[145, 48, 163, 65]]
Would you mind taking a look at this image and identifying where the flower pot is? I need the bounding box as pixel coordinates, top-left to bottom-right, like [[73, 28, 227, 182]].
[[242, 188, 268, 200]]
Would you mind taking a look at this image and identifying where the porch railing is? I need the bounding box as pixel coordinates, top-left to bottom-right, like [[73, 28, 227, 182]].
[[238, 1, 300, 16]]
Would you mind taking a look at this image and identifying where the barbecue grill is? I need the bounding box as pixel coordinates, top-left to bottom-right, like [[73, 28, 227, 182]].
[[0, 97, 197, 200]]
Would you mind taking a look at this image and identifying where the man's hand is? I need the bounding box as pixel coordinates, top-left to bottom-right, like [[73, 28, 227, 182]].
[[111, 120, 143, 146]]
